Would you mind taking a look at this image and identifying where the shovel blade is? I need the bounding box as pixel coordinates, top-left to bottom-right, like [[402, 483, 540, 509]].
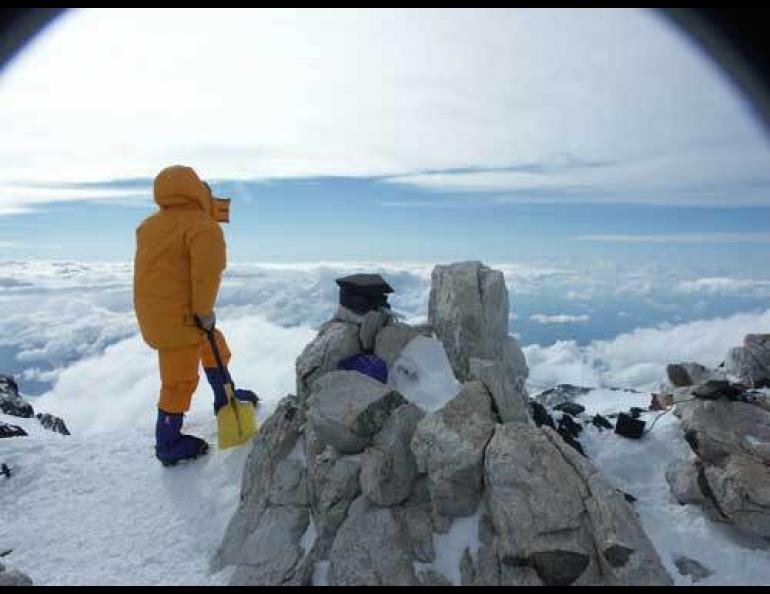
[[217, 399, 258, 450]]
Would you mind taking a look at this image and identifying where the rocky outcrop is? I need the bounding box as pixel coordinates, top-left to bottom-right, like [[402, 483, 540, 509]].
[[469, 357, 529, 424], [0, 422, 27, 439], [305, 371, 407, 456], [411, 381, 496, 518], [212, 396, 307, 574], [327, 497, 419, 586], [428, 261, 528, 393], [360, 403, 424, 507], [0, 375, 34, 418], [725, 334, 770, 388], [483, 424, 671, 586], [295, 322, 362, 403], [36, 413, 70, 436], [215, 262, 670, 586], [666, 395, 770, 538]]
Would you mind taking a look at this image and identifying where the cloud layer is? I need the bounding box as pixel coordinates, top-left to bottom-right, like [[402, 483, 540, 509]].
[[1, 8, 770, 215]]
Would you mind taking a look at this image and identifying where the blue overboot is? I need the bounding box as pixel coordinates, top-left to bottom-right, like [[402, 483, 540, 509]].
[[155, 410, 209, 467], [204, 367, 259, 414]]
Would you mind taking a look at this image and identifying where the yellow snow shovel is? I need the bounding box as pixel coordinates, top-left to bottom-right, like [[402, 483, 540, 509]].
[[204, 328, 259, 450]]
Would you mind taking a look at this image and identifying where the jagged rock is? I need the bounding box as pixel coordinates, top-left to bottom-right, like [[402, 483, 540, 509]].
[[295, 321, 362, 403], [229, 506, 311, 586], [484, 423, 672, 586], [411, 381, 496, 517], [428, 261, 528, 389], [592, 414, 614, 430], [0, 422, 27, 439], [692, 380, 742, 401], [674, 399, 770, 537], [558, 414, 583, 439], [673, 554, 713, 583], [307, 446, 361, 555], [554, 402, 586, 416], [360, 403, 425, 507], [469, 357, 530, 423], [530, 401, 556, 430], [328, 496, 419, 586], [726, 334, 770, 388], [0, 375, 34, 418], [36, 413, 70, 436], [306, 371, 407, 456], [212, 396, 306, 571], [0, 566, 33, 587], [374, 324, 421, 368]]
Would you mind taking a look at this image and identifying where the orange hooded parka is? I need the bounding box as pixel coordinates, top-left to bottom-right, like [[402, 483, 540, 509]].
[[133, 165, 227, 350]]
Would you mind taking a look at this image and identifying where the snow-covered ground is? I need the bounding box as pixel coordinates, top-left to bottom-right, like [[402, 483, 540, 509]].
[[5, 387, 770, 585], [1, 410, 246, 586], [564, 388, 770, 586]]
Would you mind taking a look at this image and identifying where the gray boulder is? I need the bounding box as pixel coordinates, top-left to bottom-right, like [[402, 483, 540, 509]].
[[212, 396, 306, 571], [484, 423, 671, 586], [305, 371, 407, 455], [428, 261, 527, 387], [469, 357, 530, 423], [360, 403, 425, 507], [229, 506, 311, 586], [673, 399, 770, 538], [411, 381, 496, 517], [726, 334, 770, 388], [296, 321, 362, 403], [328, 496, 419, 586]]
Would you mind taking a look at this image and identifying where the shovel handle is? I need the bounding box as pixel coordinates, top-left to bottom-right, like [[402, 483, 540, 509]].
[[204, 327, 228, 376]]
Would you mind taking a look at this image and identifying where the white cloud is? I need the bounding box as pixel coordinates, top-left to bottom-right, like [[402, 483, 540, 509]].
[[525, 308, 770, 391], [0, 8, 768, 211], [530, 313, 590, 324]]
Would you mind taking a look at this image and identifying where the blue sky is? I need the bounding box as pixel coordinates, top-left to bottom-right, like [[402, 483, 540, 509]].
[[2, 176, 770, 268], [0, 8, 769, 267]]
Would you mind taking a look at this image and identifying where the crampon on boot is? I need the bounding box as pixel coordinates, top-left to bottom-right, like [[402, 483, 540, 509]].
[[155, 410, 209, 467]]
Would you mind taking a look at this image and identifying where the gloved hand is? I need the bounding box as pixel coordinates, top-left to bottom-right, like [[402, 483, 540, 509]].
[[195, 312, 216, 332]]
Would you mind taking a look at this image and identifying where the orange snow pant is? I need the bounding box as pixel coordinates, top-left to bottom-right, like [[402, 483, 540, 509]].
[[157, 329, 231, 414]]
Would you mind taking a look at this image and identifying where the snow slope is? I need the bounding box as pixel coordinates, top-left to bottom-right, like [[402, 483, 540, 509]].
[[1, 410, 246, 586], [567, 389, 770, 586]]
